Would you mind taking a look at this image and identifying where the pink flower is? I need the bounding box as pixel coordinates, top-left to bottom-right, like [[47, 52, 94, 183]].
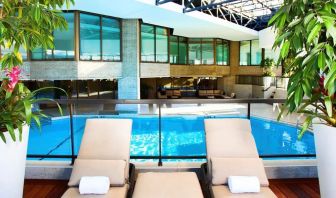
[[5, 66, 21, 92]]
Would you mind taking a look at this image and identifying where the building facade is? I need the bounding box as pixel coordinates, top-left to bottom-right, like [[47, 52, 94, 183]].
[[0, 10, 281, 100]]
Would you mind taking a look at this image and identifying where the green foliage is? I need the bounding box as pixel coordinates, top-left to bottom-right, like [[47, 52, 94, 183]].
[[0, 0, 74, 142], [261, 58, 275, 76], [0, 81, 65, 143], [0, 0, 74, 69], [269, 0, 336, 136]]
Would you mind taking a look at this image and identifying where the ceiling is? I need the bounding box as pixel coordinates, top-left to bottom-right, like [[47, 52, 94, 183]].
[[68, 0, 260, 41]]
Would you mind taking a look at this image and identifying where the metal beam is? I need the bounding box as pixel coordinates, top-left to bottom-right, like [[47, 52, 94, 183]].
[[184, 0, 239, 13], [156, 0, 175, 5]]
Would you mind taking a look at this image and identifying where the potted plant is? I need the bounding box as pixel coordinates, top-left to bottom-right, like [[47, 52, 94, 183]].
[[0, 0, 73, 197], [269, 0, 336, 197]]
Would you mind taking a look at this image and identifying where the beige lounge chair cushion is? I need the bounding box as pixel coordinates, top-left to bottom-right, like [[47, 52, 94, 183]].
[[62, 185, 129, 198], [211, 158, 269, 186], [211, 185, 276, 198], [205, 119, 259, 159], [133, 172, 203, 198], [68, 159, 126, 187], [77, 119, 132, 179]]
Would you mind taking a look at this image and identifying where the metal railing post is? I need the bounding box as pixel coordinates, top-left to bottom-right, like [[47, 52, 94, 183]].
[[247, 102, 251, 119], [69, 102, 75, 165], [158, 103, 163, 166]]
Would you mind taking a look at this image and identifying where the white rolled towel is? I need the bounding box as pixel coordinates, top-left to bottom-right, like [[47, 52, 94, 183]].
[[228, 176, 260, 193], [79, 176, 110, 195]]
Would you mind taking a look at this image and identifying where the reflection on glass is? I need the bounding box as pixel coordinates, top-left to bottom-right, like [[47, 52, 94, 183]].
[[141, 24, 155, 62], [155, 27, 168, 62], [80, 13, 101, 60], [102, 17, 121, 61], [53, 13, 75, 59], [239, 40, 251, 65], [169, 36, 178, 64], [188, 38, 201, 65], [31, 13, 74, 60], [201, 39, 214, 65], [1, 45, 28, 60], [251, 40, 262, 65], [216, 39, 229, 65], [179, 37, 188, 64]]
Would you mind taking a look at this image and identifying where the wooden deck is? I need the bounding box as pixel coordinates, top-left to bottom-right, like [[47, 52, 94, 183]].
[[24, 178, 320, 198]]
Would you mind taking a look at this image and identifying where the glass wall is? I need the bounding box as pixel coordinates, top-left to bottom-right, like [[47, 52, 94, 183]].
[[80, 14, 101, 60], [239, 40, 251, 65], [169, 36, 188, 65], [240, 40, 262, 65], [24, 79, 118, 99], [141, 24, 155, 62], [251, 40, 262, 65], [169, 36, 178, 64], [156, 27, 168, 62], [31, 12, 75, 60], [202, 39, 214, 64], [188, 38, 202, 65], [216, 39, 229, 65], [102, 17, 121, 61], [0, 46, 28, 61], [80, 13, 121, 61], [179, 37, 188, 64], [141, 24, 168, 63], [188, 38, 215, 65]]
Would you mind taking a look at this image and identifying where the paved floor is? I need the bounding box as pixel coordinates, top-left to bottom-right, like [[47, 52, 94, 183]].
[[23, 178, 320, 198]]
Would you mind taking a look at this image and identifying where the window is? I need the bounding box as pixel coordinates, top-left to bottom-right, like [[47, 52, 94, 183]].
[[179, 37, 188, 64], [140, 23, 168, 63], [79, 13, 121, 61], [0, 46, 28, 61], [239, 40, 262, 65], [169, 36, 178, 64], [169, 36, 188, 65], [188, 38, 214, 65], [265, 48, 280, 63], [239, 40, 251, 65], [80, 14, 101, 60], [201, 39, 214, 65], [216, 39, 229, 65], [251, 40, 262, 65], [31, 12, 75, 60], [156, 27, 168, 62], [102, 17, 121, 61], [188, 38, 201, 65], [141, 24, 155, 62]]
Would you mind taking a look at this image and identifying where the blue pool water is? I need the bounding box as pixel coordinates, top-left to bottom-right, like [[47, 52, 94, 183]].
[[27, 115, 316, 159]]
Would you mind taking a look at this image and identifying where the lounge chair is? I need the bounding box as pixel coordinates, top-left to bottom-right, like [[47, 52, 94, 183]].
[[202, 118, 277, 198], [133, 172, 204, 198], [62, 119, 134, 198]]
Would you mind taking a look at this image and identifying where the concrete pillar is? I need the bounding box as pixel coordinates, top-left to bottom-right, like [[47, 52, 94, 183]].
[[118, 19, 140, 99]]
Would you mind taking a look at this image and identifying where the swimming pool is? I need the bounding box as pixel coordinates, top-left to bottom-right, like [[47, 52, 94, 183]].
[[27, 115, 316, 160]]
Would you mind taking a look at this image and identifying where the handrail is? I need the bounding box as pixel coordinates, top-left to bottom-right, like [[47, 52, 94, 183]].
[[28, 98, 316, 165], [36, 98, 289, 105]]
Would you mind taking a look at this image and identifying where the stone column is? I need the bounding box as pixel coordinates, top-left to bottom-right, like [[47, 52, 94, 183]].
[[118, 19, 140, 99]]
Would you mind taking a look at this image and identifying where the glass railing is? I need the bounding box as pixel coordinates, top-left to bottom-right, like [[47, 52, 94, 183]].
[[27, 99, 316, 164]]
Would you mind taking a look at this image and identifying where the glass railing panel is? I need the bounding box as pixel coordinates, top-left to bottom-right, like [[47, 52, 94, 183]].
[[72, 103, 160, 162], [250, 103, 316, 158], [160, 102, 248, 162], [27, 103, 71, 161]]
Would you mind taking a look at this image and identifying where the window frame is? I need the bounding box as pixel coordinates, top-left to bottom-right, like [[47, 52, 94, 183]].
[[140, 22, 169, 64], [30, 11, 76, 61], [239, 39, 263, 66], [215, 38, 230, 66], [188, 38, 216, 66], [79, 11, 122, 62], [169, 35, 189, 65]]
